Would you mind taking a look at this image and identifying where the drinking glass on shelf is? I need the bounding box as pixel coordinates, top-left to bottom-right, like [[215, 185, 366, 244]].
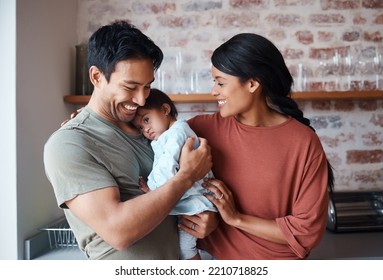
[[355, 50, 371, 90], [341, 49, 356, 91], [290, 63, 312, 92], [171, 51, 194, 94], [331, 51, 341, 90], [189, 69, 199, 93], [175, 51, 182, 71], [189, 68, 213, 93], [315, 51, 332, 91], [152, 68, 169, 92], [174, 51, 186, 93], [152, 56, 174, 93], [372, 47, 383, 90]]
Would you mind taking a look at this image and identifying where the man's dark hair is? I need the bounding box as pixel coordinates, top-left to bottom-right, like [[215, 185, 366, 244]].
[[87, 20, 163, 82]]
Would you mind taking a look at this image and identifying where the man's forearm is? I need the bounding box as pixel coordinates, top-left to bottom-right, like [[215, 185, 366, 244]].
[[109, 173, 194, 249]]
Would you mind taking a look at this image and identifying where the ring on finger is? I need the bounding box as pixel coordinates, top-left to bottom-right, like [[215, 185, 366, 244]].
[[217, 193, 224, 200], [191, 223, 196, 230]]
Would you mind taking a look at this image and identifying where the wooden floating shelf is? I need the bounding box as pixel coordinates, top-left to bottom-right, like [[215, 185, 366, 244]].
[[64, 90, 383, 105], [292, 90, 383, 100]]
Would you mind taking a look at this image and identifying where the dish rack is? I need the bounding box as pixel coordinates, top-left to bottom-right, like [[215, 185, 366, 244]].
[[40, 216, 78, 249]]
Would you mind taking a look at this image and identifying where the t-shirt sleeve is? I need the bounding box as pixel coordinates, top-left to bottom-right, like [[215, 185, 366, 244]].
[[44, 129, 117, 208], [276, 151, 329, 258], [187, 115, 203, 135]]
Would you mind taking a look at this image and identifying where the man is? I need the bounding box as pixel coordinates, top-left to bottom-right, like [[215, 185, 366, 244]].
[[44, 21, 216, 260]]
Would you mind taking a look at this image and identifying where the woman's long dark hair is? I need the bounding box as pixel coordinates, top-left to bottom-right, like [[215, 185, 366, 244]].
[[211, 33, 334, 191]]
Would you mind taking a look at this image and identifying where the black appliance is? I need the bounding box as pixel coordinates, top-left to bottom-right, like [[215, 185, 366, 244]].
[[327, 191, 383, 232]]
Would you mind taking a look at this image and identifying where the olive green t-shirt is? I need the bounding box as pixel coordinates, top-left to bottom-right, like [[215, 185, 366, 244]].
[[44, 106, 179, 259]]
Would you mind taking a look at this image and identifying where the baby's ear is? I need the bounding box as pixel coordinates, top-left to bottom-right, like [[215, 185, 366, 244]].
[[162, 103, 171, 116]]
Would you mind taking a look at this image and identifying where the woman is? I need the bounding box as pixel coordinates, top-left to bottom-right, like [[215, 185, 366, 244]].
[[181, 33, 334, 259]]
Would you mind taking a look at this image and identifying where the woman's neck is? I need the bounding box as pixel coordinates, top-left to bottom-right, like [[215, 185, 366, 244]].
[[235, 99, 288, 127]]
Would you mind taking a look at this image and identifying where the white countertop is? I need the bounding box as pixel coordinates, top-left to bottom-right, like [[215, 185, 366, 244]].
[[33, 247, 87, 260], [32, 230, 383, 260], [308, 230, 383, 259]]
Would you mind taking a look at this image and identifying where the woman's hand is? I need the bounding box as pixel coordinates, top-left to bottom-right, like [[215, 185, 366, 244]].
[[202, 178, 241, 227], [178, 211, 219, 239], [202, 178, 287, 244], [60, 107, 84, 126]]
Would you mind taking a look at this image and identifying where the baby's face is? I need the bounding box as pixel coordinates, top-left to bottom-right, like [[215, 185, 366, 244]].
[[132, 107, 170, 141]]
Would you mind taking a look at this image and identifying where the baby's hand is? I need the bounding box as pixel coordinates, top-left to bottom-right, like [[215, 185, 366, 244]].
[[138, 176, 150, 193]]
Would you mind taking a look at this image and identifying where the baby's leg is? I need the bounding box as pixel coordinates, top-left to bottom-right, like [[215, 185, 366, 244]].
[[178, 228, 200, 260]]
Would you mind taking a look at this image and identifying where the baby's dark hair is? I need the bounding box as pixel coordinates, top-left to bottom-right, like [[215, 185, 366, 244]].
[[142, 88, 178, 119]]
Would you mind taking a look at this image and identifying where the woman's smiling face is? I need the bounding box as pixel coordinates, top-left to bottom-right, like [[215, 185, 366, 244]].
[[211, 66, 257, 118]]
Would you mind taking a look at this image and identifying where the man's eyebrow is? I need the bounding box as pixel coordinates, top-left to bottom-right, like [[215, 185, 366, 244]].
[[121, 80, 141, 85], [121, 78, 155, 85]]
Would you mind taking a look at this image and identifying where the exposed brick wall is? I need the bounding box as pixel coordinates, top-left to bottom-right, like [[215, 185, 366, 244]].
[[307, 99, 383, 191], [77, 0, 383, 191]]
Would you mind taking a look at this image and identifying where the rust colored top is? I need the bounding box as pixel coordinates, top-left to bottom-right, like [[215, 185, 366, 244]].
[[189, 113, 329, 260]]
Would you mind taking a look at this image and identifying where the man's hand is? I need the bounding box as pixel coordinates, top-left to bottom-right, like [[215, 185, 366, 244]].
[[177, 137, 212, 183]]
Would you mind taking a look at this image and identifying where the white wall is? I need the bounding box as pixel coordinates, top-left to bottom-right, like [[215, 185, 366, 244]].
[[0, 0, 77, 259], [0, 0, 17, 260]]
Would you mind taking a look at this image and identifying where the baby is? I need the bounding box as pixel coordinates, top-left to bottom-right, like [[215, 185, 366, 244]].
[[132, 88, 217, 260]]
